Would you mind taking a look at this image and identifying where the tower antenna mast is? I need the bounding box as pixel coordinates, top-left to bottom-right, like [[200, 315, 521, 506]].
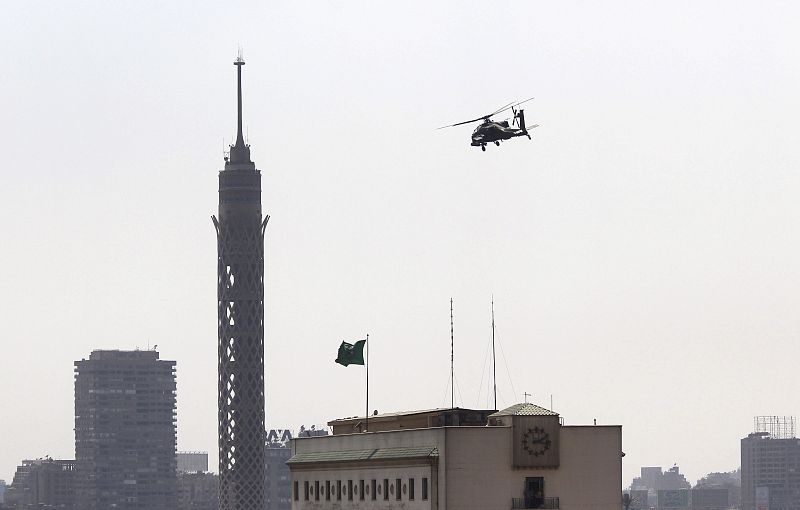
[[492, 296, 497, 411], [450, 298, 454, 409]]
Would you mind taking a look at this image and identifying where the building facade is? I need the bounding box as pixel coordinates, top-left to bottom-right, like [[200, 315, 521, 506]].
[[4, 458, 76, 509], [213, 55, 268, 510], [177, 472, 219, 510], [288, 404, 622, 510], [178, 452, 210, 474], [74, 349, 177, 510], [741, 420, 800, 510]]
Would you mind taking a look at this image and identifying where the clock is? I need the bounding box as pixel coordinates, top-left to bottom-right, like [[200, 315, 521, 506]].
[[522, 426, 552, 457]]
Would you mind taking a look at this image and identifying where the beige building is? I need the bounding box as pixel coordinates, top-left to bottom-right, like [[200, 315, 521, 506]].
[[288, 404, 622, 510]]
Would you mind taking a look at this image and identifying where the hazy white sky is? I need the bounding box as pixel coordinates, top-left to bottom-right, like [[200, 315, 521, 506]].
[[2, 0, 800, 487]]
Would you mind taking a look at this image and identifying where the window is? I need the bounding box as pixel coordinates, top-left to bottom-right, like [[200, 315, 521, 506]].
[[304, 481, 309, 501], [371, 479, 377, 501], [337, 480, 342, 501], [348, 480, 354, 501], [383, 479, 389, 501], [396, 478, 402, 500], [326, 481, 331, 501], [409, 478, 415, 500], [360, 480, 365, 501], [315, 481, 320, 501], [294, 481, 299, 501], [422, 477, 428, 500]]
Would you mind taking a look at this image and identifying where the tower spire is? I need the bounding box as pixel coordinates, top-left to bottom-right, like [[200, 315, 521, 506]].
[[229, 51, 252, 164]]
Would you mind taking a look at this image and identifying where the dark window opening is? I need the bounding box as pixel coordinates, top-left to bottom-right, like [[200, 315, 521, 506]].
[[360, 480, 366, 501], [409, 478, 415, 500], [348, 480, 354, 501], [304, 481, 309, 501], [524, 477, 545, 509], [371, 479, 377, 501], [294, 481, 299, 501], [396, 478, 402, 500], [315, 481, 320, 501], [326, 481, 331, 501], [337, 480, 342, 500], [384, 479, 389, 501], [422, 477, 429, 501]]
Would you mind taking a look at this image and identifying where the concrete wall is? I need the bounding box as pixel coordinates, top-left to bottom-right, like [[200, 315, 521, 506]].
[[444, 425, 621, 510]]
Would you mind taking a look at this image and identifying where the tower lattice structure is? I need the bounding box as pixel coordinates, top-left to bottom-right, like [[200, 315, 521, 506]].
[[213, 56, 268, 510]]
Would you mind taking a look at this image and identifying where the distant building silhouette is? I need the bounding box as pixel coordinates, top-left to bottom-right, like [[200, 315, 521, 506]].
[[630, 465, 691, 509], [741, 416, 800, 510], [177, 472, 218, 510], [693, 469, 740, 509], [74, 350, 176, 510], [266, 428, 329, 510], [4, 458, 76, 509], [177, 452, 209, 474]]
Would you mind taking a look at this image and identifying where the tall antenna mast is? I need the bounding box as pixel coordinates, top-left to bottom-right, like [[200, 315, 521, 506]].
[[234, 49, 245, 148], [450, 298, 454, 409], [491, 296, 497, 411]]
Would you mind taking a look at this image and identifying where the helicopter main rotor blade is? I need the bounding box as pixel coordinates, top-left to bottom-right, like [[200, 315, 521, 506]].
[[436, 116, 489, 129], [491, 97, 535, 117], [437, 98, 534, 130], [488, 101, 519, 118]]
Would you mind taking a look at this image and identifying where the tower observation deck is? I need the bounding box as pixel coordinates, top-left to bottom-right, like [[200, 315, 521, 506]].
[[212, 56, 268, 510]]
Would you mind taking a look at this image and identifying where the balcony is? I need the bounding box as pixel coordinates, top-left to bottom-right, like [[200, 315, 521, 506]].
[[511, 497, 560, 509]]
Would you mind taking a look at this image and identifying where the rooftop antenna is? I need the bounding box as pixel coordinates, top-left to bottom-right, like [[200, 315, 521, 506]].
[[450, 298, 454, 409], [491, 296, 497, 411], [228, 47, 252, 165], [234, 48, 245, 148], [524, 391, 531, 403]]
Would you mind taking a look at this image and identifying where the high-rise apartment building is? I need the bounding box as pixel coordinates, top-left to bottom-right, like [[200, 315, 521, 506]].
[[741, 416, 800, 510], [74, 350, 177, 510], [213, 55, 268, 510]]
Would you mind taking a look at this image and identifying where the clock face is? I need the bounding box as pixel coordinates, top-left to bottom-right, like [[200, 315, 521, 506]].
[[522, 426, 552, 457]]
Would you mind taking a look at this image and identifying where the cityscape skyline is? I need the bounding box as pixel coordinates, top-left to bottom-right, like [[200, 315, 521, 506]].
[[3, 0, 800, 492]]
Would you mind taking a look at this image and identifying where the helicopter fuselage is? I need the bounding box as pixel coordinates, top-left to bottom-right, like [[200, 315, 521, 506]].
[[470, 120, 528, 146]]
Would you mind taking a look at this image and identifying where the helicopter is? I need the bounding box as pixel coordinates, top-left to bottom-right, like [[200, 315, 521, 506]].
[[438, 98, 538, 151]]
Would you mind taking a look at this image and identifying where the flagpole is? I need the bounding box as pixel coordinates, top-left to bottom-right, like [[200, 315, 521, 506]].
[[365, 334, 369, 432]]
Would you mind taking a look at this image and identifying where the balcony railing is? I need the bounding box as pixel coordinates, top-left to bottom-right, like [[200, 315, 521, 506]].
[[511, 497, 560, 509]]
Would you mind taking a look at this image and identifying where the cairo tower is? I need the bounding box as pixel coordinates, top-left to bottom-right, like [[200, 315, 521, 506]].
[[212, 56, 268, 510]]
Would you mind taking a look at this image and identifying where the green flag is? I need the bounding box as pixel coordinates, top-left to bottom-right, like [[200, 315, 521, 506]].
[[335, 339, 366, 367]]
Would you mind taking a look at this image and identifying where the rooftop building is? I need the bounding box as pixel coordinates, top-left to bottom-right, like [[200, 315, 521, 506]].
[[288, 403, 622, 510]]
